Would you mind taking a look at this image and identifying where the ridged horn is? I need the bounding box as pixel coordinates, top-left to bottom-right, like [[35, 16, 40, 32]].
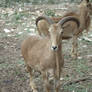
[[58, 16, 80, 28], [36, 16, 54, 26]]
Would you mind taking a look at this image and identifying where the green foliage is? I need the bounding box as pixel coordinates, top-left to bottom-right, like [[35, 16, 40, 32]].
[[0, 0, 30, 7], [70, 0, 75, 2], [64, 84, 89, 92], [11, 11, 30, 23], [44, 9, 55, 16], [0, 63, 9, 69], [13, 12, 24, 20], [0, 0, 92, 7], [17, 60, 25, 65], [47, 0, 56, 4], [31, 0, 39, 4]]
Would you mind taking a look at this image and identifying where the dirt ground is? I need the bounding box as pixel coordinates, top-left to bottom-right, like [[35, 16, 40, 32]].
[[0, 4, 92, 92]]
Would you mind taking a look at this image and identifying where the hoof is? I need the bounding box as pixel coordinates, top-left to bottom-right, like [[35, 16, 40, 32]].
[[30, 83, 38, 92], [32, 89, 38, 92]]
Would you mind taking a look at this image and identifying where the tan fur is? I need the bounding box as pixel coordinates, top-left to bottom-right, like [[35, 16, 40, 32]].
[[21, 16, 80, 92], [36, 0, 92, 59], [36, 1, 92, 37], [36, 16, 80, 59], [21, 23, 61, 92], [37, 20, 49, 36], [21, 32, 63, 92]]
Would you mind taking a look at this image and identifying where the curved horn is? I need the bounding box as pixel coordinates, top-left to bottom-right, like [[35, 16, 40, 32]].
[[36, 16, 54, 26], [58, 16, 80, 28]]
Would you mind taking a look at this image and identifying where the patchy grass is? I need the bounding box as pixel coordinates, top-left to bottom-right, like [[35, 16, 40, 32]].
[[0, 5, 92, 92], [44, 9, 55, 16]]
